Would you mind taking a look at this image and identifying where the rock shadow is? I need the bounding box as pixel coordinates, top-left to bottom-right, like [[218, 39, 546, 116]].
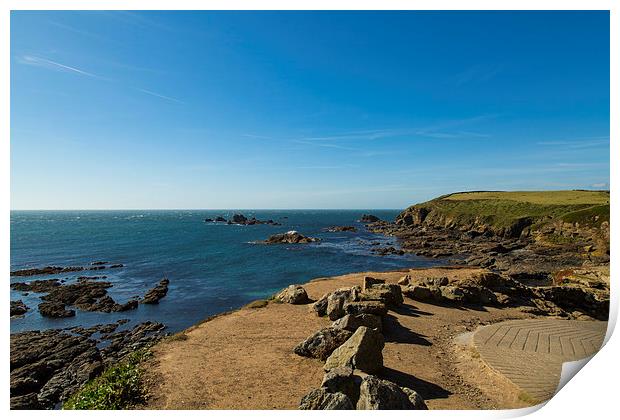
[[390, 303, 434, 317], [381, 366, 452, 401], [382, 314, 432, 346]]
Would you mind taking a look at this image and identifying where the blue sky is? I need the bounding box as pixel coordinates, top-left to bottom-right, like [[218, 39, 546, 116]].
[[11, 11, 610, 209]]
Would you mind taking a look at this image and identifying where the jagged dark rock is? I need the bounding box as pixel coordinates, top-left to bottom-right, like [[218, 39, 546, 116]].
[[11, 300, 29, 317], [141, 278, 170, 304], [11, 279, 61, 293], [10, 322, 167, 409], [261, 231, 320, 244], [10, 266, 85, 277]]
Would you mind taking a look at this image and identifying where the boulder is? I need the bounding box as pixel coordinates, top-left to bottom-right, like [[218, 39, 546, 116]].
[[324, 326, 384, 374], [141, 278, 169, 304], [403, 285, 441, 302], [294, 327, 353, 360], [332, 314, 382, 332], [344, 301, 388, 317], [362, 276, 385, 292], [276, 284, 309, 304], [360, 284, 403, 306], [321, 366, 362, 404], [356, 375, 426, 410], [313, 294, 329, 316], [299, 387, 354, 410], [326, 293, 346, 320], [215, 216, 227, 222], [313, 287, 360, 317], [438, 286, 466, 303], [424, 277, 449, 287]]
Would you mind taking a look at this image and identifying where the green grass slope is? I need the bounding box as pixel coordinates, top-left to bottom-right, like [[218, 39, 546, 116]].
[[396, 190, 609, 237]]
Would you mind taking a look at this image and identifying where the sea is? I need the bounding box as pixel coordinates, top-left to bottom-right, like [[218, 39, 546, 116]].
[[10, 210, 443, 334]]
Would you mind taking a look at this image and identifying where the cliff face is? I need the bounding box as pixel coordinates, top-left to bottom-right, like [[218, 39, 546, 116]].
[[394, 191, 609, 251]]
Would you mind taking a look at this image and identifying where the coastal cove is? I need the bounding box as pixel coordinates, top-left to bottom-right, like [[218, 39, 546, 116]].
[[10, 210, 443, 334]]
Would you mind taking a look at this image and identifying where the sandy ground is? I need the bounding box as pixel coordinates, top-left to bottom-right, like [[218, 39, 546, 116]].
[[143, 267, 541, 410]]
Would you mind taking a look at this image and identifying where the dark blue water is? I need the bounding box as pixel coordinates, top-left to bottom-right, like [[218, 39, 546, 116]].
[[11, 210, 441, 333]]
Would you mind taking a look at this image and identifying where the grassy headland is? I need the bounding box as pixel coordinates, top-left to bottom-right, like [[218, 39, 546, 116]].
[[396, 190, 609, 237]]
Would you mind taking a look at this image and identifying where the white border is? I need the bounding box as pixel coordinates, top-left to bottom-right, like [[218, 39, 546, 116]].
[[2, 2, 617, 420]]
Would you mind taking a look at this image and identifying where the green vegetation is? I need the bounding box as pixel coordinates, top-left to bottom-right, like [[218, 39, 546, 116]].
[[406, 190, 609, 235], [244, 299, 270, 309], [445, 190, 609, 205], [63, 349, 151, 410]]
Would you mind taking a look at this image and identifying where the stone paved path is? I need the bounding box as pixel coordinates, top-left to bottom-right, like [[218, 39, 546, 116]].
[[473, 319, 607, 402]]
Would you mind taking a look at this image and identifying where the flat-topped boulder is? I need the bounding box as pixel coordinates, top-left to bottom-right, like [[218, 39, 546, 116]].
[[324, 326, 384, 374], [332, 314, 382, 332], [344, 301, 388, 317], [360, 284, 403, 306], [261, 231, 320, 244]]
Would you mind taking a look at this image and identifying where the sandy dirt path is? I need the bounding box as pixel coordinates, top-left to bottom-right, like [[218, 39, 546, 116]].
[[143, 267, 541, 409]]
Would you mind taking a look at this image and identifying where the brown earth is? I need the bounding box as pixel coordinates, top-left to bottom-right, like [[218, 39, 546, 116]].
[[143, 267, 548, 410]]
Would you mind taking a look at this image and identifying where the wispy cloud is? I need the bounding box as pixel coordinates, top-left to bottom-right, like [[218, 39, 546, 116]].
[[18, 55, 101, 78], [537, 137, 609, 149], [137, 88, 184, 104], [292, 139, 361, 151]]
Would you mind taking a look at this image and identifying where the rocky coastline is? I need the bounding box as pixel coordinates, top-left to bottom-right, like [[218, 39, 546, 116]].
[[10, 191, 611, 410]]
